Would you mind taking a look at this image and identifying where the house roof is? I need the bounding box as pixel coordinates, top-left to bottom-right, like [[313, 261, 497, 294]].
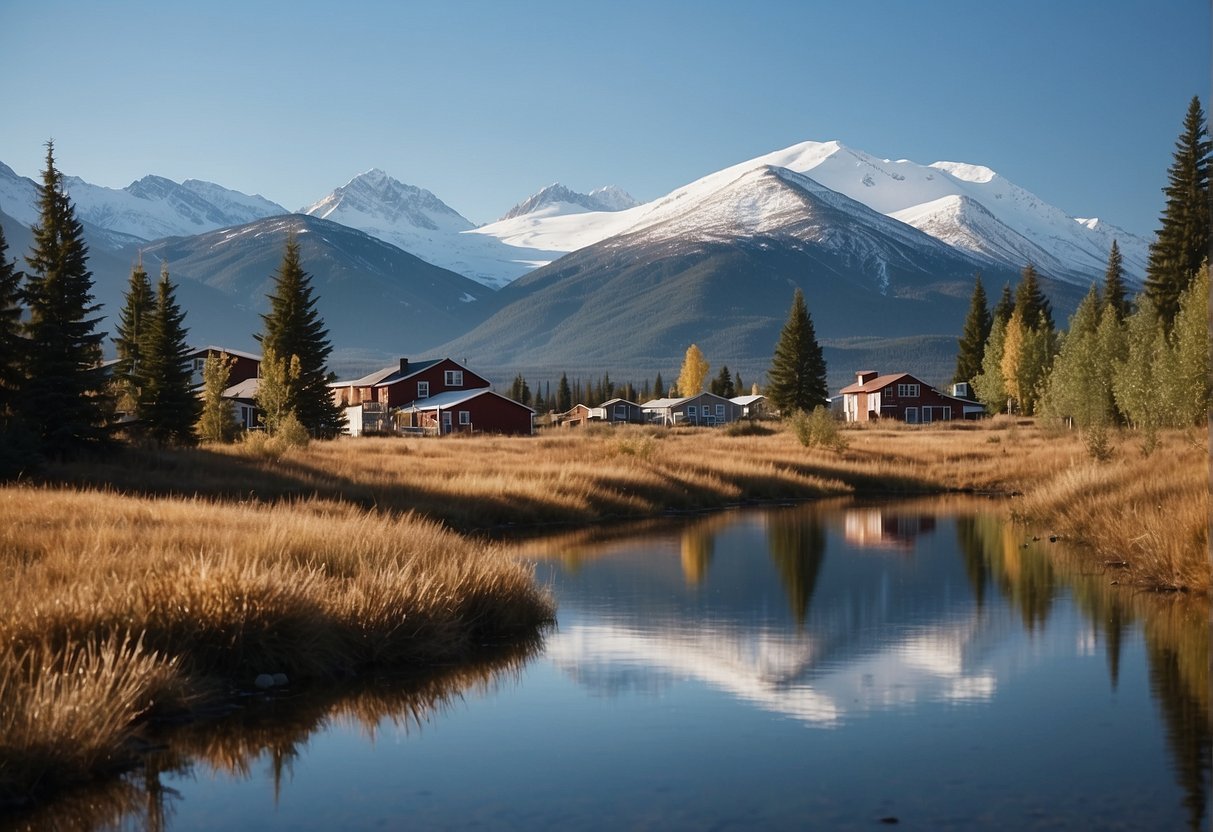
[[222, 378, 259, 400], [192, 345, 262, 363], [329, 358, 445, 388], [600, 398, 639, 408], [731, 394, 765, 406], [401, 388, 535, 414], [838, 373, 913, 394], [640, 396, 687, 409]]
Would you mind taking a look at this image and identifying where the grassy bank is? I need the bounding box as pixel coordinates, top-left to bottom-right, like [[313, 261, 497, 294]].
[[0, 487, 553, 807]]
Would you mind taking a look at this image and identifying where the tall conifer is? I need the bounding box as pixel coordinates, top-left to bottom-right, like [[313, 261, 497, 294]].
[[767, 288, 828, 414], [992, 283, 1015, 327], [1145, 96, 1211, 328], [954, 273, 992, 385], [0, 225, 25, 419], [139, 264, 198, 445], [112, 259, 155, 414], [1014, 264, 1054, 331], [1102, 240, 1130, 322], [20, 142, 109, 457], [256, 233, 343, 437]]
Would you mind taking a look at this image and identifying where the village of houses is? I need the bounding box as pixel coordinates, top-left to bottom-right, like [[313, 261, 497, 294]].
[[191, 346, 986, 437]]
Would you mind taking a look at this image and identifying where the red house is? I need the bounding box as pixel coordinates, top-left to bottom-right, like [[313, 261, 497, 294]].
[[330, 358, 492, 409], [331, 357, 533, 435], [839, 371, 984, 423], [188, 346, 261, 387]]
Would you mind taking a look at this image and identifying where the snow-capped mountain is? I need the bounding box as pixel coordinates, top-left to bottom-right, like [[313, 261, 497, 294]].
[[299, 168, 565, 290], [0, 161, 286, 244], [499, 183, 638, 220], [472, 140, 1149, 288]]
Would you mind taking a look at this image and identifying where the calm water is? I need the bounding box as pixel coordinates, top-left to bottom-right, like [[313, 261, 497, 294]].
[[20, 499, 1211, 831]]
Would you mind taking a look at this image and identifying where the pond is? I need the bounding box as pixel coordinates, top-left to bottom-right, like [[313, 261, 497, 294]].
[[14, 498, 1210, 831]]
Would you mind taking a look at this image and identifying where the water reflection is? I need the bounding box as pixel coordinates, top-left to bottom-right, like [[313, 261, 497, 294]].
[[3, 639, 542, 832], [533, 500, 1210, 829]]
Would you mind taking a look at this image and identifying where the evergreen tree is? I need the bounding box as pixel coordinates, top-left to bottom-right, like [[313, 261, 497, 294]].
[[139, 264, 199, 444], [972, 317, 1008, 413], [709, 365, 735, 398], [0, 224, 25, 420], [112, 259, 155, 415], [677, 344, 709, 397], [654, 372, 665, 399], [20, 142, 109, 457], [1145, 96, 1211, 328], [954, 273, 992, 385], [197, 350, 239, 443], [1102, 240, 1131, 322], [1014, 264, 1054, 331], [734, 372, 744, 397], [256, 234, 343, 437], [556, 372, 572, 412], [992, 283, 1015, 327], [767, 288, 828, 414]]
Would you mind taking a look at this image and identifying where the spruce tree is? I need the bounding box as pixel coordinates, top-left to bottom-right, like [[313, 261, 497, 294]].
[[139, 263, 199, 445], [954, 273, 992, 385], [653, 372, 665, 399], [197, 350, 239, 443], [1102, 240, 1131, 322], [710, 365, 735, 397], [556, 372, 572, 412], [256, 233, 343, 438], [0, 224, 25, 419], [1014, 264, 1053, 331], [20, 142, 109, 457], [767, 288, 828, 414], [112, 259, 155, 416], [992, 283, 1015, 327], [1145, 96, 1211, 328]]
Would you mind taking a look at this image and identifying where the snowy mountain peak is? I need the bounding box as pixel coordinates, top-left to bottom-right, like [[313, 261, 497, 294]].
[[499, 182, 638, 221], [929, 161, 998, 184], [302, 169, 472, 232]]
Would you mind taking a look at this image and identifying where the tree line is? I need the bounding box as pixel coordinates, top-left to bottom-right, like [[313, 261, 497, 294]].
[[0, 142, 344, 473], [955, 96, 1210, 451]]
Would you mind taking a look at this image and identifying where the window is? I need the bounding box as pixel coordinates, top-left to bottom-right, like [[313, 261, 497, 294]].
[[715, 404, 725, 418], [905, 407, 919, 424], [614, 405, 628, 419], [417, 381, 429, 399], [687, 405, 697, 417], [897, 383, 920, 398], [458, 410, 470, 425], [444, 370, 464, 387]]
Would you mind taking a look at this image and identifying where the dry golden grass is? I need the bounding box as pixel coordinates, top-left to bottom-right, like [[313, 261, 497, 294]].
[[0, 486, 553, 805]]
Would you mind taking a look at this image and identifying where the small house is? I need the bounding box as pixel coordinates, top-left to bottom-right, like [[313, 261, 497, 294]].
[[329, 357, 491, 410], [403, 388, 534, 435], [839, 370, 984, 423], [730, 394, 768, 419], [598, 398, 644, 424], [641, 392, 743, 426]]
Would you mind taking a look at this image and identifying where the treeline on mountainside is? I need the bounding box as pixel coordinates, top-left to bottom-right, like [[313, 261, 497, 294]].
[[956, 95, 1211, 455], [0, 143, 345, 476]]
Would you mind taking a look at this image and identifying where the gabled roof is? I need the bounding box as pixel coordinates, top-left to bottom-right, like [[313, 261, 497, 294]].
[[838, 373, 914, 394], [640, 396, 688, 409], [731, 394, 765, 406], [222, 378, 259, 399], [401, 388, 535, 414], [192, 345, 262, 363], [600, 398, 639, 408], [329, 358, 445, 388]]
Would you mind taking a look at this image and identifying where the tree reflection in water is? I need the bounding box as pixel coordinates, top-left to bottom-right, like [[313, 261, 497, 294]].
[[4, 637, 543, 832], [766, 511, 827, 627]]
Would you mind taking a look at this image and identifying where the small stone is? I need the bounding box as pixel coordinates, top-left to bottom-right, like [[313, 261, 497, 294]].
[[254, 673, 275, 689], [272, 673, 289, 687]]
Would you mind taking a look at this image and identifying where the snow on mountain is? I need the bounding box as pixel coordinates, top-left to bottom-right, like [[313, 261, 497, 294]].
[[472, 140, 1150, 287], [499, 183, 638, 221], [0, 161, 287, 244], [300, 169, 564, 289]]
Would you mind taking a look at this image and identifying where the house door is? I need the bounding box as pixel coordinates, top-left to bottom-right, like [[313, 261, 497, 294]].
[[442, 411, 452, 434], [905, 407, 919, 424], [922, 407, 934, 423]]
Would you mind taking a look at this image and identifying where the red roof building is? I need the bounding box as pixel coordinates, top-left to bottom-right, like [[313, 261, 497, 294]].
[[839, 370, 984, 423]]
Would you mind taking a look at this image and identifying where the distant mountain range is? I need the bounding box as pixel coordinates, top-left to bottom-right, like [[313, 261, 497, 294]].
[[0, 140, 1149, 388]]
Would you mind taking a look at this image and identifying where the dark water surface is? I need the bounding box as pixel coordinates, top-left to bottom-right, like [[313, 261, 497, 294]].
[[26, 499, 1211, 831]]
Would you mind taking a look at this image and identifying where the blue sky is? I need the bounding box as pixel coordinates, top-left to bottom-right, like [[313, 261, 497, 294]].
[[1, 1, 1209, 235]]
